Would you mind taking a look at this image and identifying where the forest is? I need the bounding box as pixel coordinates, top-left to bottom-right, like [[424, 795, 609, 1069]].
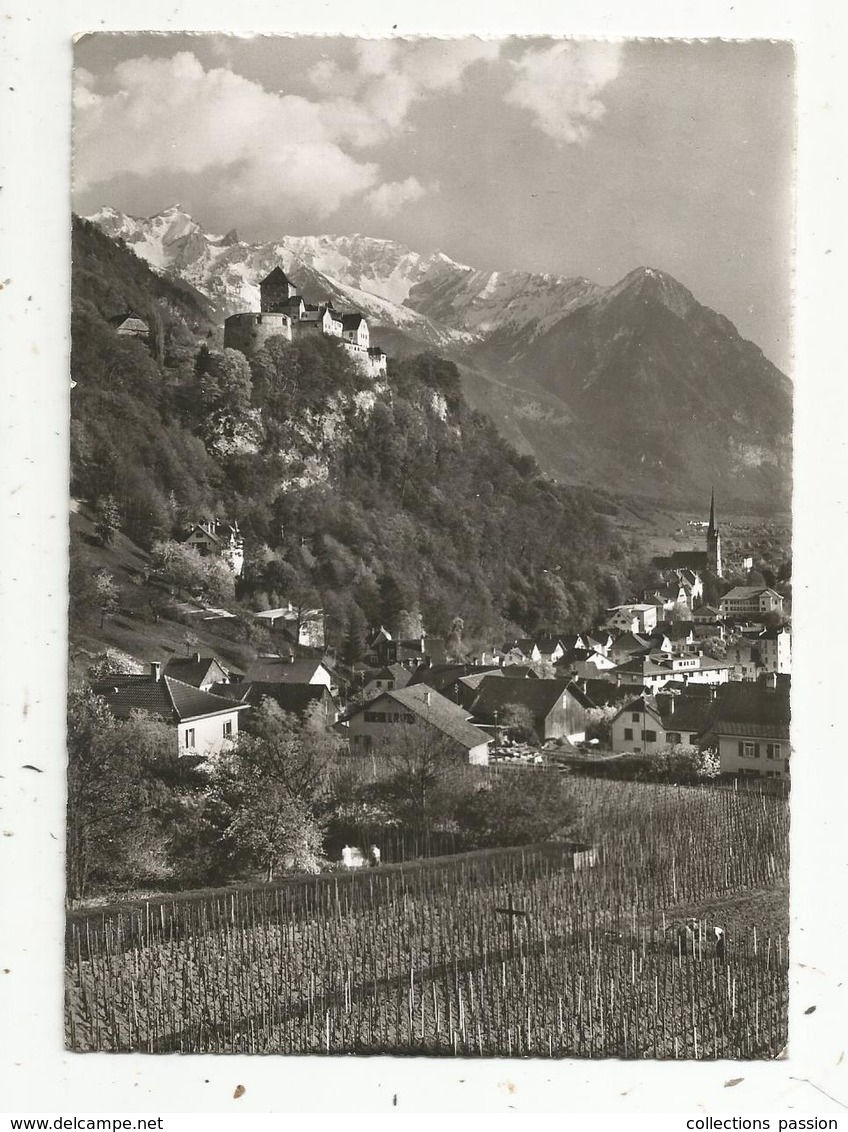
[[70, 215, 638, 653]]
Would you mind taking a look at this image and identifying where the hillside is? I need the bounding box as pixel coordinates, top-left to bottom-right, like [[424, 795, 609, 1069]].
[[85, 206, 793, 512], [69, 216, 637, 660]]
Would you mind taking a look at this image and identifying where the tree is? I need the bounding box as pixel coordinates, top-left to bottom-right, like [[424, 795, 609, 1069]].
[[456, 772, 580, 848], [66, 691, 204, 900], [342, 606, 368, 666], [212, 701, 339, 881], [585, 704, 618, 747], [445, 616, 467, 662], [92, 568, 119, 628], [93, 494, 121, 546], [397, 608, 424, 639], [369, 724, 466, 828], [700, 635, 727, 660], [500, 703, 538, 744]]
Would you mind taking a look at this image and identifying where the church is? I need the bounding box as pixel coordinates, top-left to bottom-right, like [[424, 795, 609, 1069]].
[[652, 491, 723, 578]]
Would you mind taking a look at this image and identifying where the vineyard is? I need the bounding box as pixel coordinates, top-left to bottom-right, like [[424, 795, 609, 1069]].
[[65, 778, 789, 1058]]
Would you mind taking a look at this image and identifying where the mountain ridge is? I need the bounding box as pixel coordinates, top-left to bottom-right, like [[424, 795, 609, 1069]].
[[86, 205, 792, 513]]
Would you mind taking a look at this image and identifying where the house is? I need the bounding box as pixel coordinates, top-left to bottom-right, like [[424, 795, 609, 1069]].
[[654, 621, 696, 656], [342, 312, 370, 349], [368, 634, 447, 669], [608, 656, 675, 692], [162, 653, 230, 691], [605, 604, 659, 635], [213, 681, 338, 730], [469, 677, 592, 744], [705, 676, 790, 779], [243, 655, 334, 689], [110, 311, 150, 340], [725, 638, 763, 681], [585, 629, 614, 656], [608, 653, 731, 691], [253, 603, 325, 648], [361, 664, 412, 699], [409, 663, 528, 709], [719, 587, 785, 621], [607, 632, 654, 665], [609, 692, 716, 755], [183, 519, 245, 577], [502, 639, 543, 664], [757, 627, 792, 675], [95, 662, 248, 757], [342, 685, 491, 764], [557, 648, 618, 680], [693, 604, 722, 625]]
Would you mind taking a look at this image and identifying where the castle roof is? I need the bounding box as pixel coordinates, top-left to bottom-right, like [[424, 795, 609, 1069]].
[[260, 266, 294, 287]]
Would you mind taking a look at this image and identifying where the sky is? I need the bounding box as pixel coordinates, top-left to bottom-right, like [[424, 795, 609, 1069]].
[[73, 35, 795, 370]]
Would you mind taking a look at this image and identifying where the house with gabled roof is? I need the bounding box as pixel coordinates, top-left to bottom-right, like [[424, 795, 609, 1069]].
[[341, 685, 491, 764], [94, 663, 248, 756], [608, 632, 654, 665], [606, 604, 659, 635], [704, 676, 790, 779], [469, 676, 592, 743], [163, 653, 230, 691], [212, 681, 338, 730], [361, 664, 412, 700], [111, 311, 150, 340], [609, 692, 717, 754], [183, 519, 244, 576], [243, 654, 334, 689], [719, 587, 785, 621]]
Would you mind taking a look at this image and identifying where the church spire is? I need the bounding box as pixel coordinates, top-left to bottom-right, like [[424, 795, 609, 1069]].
[[706, 488, 722, 577]]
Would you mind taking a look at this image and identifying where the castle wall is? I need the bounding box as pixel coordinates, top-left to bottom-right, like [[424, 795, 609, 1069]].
[[224, 312, 292, 355]]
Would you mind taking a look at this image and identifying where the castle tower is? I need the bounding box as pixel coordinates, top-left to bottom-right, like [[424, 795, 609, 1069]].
[[260, 266, 297, 312], [706, 488, 723, 577]]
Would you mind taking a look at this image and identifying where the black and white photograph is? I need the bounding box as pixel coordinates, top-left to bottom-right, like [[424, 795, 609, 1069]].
[[60, 32, 797, 1060], [2, 0, 847, 1113]]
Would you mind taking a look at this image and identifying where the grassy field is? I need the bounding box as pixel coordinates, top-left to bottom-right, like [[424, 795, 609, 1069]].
[[65, 777, 789, 1058]]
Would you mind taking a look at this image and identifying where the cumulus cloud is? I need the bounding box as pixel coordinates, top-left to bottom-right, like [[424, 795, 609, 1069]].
[[310, 38, 502, 147], [74, 52, 379, 216], [504, 40, 623, 144], [366, 176, 432, 218]]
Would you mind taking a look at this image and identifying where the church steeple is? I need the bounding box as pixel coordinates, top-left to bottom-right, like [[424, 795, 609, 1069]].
[[706, 488, 722, 577]]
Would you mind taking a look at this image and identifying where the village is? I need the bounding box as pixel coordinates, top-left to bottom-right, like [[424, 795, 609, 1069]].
[[89, 491, 790, 787]]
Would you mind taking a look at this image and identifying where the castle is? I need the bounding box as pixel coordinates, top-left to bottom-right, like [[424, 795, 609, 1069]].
[[223, 266, 388, 378]]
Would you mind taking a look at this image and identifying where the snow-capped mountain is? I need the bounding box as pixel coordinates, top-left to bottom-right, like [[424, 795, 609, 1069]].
[[86, 206, 472, 350], [85, 205, 792, 510], [85, 205, 605, 350]]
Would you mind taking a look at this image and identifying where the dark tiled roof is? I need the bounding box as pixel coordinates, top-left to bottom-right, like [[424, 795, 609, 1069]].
[[342, 313, 366, 329], [721, 586, 782, 601], [653, 693, 717, 734], [360, 685, 490, 750], [710, 681, 790, 728], [407, 663, 496, 692], [100, 676, 246, 723], [163, 656, 227, 687], [469, 677, 577, 722], [261, 266, 293, 286], [213, 682, 334, 716], [610, 632, 653, 654], [243, 656, 328, 683], [579, 680, 649, 707]]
